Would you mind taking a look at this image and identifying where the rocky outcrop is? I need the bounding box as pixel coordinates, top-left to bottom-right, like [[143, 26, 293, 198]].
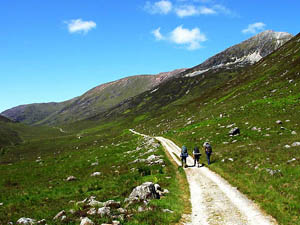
[[16, 218, 36, 225]]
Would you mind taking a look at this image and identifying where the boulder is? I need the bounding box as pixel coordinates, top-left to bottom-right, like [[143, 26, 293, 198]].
[[16, 218, 36, 225], [128, 182, 160, 202], [80, 217, 94, 225], [97, 207, 111, 217], [229, 127, 240, 136]]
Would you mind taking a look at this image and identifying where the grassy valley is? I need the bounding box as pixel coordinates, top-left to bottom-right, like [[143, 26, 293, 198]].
[[1, 32, 299, 225]]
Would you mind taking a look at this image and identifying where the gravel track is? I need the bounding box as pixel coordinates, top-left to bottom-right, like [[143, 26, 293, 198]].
[[130, 130, 277, 225]]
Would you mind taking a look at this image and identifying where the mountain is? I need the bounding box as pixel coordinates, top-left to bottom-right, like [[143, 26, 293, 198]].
[[1, 31, 293, 126], [0, 115, 12, 123], [182, 30, 293, 77], [1, 69, 185, 125]]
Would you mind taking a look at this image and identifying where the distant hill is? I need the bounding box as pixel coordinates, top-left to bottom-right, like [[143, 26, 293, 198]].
[[1, 69, 185, 125]]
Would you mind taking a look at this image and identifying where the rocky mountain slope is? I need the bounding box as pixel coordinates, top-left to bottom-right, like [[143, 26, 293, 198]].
[[183, 30, 293, 77], [1, 69, 185, 125]]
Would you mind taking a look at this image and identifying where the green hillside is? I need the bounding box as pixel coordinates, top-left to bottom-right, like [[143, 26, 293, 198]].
[[118, 33, 300, 225]]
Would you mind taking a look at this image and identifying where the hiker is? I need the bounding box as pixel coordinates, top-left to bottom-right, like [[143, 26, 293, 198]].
[[180, 145, 189, 167], [203, 142, 212, 165], [193, 146, 201, 167]]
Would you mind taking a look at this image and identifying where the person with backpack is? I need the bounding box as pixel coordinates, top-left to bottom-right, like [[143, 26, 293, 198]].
[[193, 146, 201, 167], [203, 142, 212, 165], [180, 145, 189, 168]]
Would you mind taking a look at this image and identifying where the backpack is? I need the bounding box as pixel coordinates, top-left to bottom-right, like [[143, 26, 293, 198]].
[[193, 147, 200, 154], [205, 143, 212, 153], [181, 146, 188, 157]]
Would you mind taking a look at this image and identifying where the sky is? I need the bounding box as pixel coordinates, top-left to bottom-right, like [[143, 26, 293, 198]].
[[0, 0, 299, 112]]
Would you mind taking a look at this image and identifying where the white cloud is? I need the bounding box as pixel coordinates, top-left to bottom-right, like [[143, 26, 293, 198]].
[[152, 27, 165, 40], [175, 5, 216, 17], [65, 19, 96, 34], [213, 4, 236, 16], [153, 25, 207, 50], [242, 22, 266, 34], [145, 0, 173, 14]]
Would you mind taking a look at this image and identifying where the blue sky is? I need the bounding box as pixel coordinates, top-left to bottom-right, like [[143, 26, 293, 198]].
[[0, 0, 299, 112]]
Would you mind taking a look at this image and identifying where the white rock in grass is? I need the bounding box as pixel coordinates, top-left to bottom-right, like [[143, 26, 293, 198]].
[[284, 145, 291, 148], [162, 209, 174, 213], [91, 162, 99, 166], [0, 202, 3, 206], [97, 207, 111, 217], [80, 217, 94, 225], [17, 218, 36, 225], [91, 172, 101, 177], [87, 208, 97, 215], [53, 210, 66, 220], [66, 176, 77, 181], [291, 131, 297, 135], [287, 158, 296, 163], [228, 158, 234, 162], [292, 142, 300, 147]]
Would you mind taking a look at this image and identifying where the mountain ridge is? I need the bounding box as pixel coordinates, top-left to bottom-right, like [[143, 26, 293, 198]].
[[1, 30, 293, 125]]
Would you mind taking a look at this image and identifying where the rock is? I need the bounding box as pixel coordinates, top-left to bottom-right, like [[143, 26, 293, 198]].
[[104, 200, 121, 209], [117, 208, 127, 214], [53, 210, 66, 220], [138, 206, 147, 212], [88, 196, 104, 207], [80, 217, 94, 225], [127, 182, 160, 202], [162, 209, 174, 213], [87, 208, 97, 215], [292, 142, 300, 147], [287, 158, 296, 163], [37, 219, 46, 225], [16, 218, 36, 225], [251, 127, 258, 131], [0, 202, 3, 206], [276, 120, 282, 124], [229, 127, 240, 136], [66, 176, 77, 181], [284, 145, 291, 148], [228, 158, 234, 162], [291, 131, 297, 135], [97, 207, 111, 217], [91, 162, 99, 166], [90, 172, 101, 177], [265, 168, 281, 176]]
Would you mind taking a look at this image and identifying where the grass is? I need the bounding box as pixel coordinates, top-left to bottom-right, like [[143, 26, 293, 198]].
[[0, 120, 188, 224]]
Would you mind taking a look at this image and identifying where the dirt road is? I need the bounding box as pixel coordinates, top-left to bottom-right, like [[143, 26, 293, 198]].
[[130, 130, 278, 225]]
